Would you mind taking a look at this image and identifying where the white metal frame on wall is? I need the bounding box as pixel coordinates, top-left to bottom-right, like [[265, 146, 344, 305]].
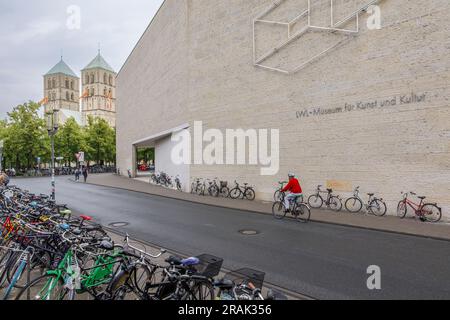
[[253, 0, 385, 74]]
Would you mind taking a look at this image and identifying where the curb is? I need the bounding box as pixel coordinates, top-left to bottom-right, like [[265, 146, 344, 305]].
[[70, 178, 450, 242]]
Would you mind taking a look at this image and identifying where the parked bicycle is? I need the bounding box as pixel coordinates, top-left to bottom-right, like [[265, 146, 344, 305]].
[[229, 181, 256, 201], [272, 192, 310, 223], [308, 185, 342, 211], [345, 187, 387, 216], [397, 192, 442, 223]]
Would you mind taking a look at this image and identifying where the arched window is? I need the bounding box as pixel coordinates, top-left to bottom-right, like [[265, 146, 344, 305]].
[[65, 79, 69, 88], [85, 75, 89, 84], [66, 91, 69, 100], [52, 78, 56, 88], [90, 88, 95, 96], [109, 75, 113, 86], [71, 93, 74, 101], [104, 73, 107, 84], [90, 74, 94, 84], [48, 79, 52, 89], [104, 87, 107, 96], [70, 81, 74, 90]]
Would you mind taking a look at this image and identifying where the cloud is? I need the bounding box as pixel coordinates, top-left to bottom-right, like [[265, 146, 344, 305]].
[[0, 0, 164, 118]]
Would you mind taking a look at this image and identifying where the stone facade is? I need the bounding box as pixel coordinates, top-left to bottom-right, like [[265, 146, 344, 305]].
[[117, 0, 450, 218], [43, 66, 80, 113], [81, 56, 117, 127]]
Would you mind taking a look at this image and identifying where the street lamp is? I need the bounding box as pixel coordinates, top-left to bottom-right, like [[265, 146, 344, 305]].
[[46, 109, 59, 200], [0, 140, 4, 173]]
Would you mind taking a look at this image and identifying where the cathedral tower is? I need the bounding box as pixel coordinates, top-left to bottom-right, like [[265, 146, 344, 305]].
[[81, 51, 116, 127]]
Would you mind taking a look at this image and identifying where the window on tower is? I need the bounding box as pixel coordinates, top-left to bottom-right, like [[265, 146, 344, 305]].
[[66, 91, 70, 101], [85, 75, 89, 84], [90, 74, 94, 84], [70, 81, 74, 90], [104, 73, 107, 84], [71, 93, 74, 101], [48, 79, 51, 89], [65, 80, 69, 88], [109, 75, 113, 86], [52, 79, 56, 88]]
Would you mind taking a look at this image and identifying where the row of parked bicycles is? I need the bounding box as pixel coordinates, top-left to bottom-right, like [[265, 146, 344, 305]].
[[0, 186, 285, 300], [21, 165, 116, 178], [191, 178, 256, 201], [150, 172, 182, 191], [273, 182, 443, 223]]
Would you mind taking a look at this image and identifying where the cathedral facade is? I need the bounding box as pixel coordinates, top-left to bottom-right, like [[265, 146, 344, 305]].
[[43, 52, 116, 127]]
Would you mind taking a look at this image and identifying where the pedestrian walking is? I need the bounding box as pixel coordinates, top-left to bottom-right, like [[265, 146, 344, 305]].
[[75, 167, 81, 182], [82, 166, 89, 183]]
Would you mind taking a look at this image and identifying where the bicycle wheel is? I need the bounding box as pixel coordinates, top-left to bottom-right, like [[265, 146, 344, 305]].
[[15, 274, 73, 300], [229, 188, 242, 200], [273, 190, 282, 202], [294, 204, 311, 223], [272, 202, 287, 220], [345, 197, 363, 213], [369, 199, 387, 217], [420, 204, 442, 223], [184, 280, 215, 301], [220, 187, 230, 198], [308, 195, 323, 209], [244, 188, 256, 201], [209, 186, 219, 197], [329, 196, 343, 212], [397, 201, 407, 219]]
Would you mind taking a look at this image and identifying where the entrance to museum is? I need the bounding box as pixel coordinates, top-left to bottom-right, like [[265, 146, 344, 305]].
[[132, 124, 190, 192]]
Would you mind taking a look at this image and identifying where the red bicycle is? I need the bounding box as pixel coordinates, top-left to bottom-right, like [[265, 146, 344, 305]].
[[397, 192, 442, 223]]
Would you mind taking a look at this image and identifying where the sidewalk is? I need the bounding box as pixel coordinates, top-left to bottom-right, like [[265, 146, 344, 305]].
[[81, 174, 450, 241]]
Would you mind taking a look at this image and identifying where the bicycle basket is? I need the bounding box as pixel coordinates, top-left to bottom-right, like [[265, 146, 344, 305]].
[[220, 181, 228, 188], [193, 254, 223, 278], [223, 268, 265, 289]]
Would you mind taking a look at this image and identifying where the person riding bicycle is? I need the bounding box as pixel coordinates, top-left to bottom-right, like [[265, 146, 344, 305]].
[[281, 173, 303, 213]]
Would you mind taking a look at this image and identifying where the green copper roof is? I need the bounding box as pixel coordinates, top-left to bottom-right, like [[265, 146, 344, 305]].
[[82, 53, 115, 73], [45, 59, 78, 77]]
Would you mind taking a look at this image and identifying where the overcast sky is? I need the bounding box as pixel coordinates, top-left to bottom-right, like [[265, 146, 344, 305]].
[[0, 0, 164, 118]]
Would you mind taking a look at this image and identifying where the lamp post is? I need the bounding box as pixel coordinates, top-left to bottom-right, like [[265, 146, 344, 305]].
[[0, 140, 4, 173], [46, 109, 59, 201]]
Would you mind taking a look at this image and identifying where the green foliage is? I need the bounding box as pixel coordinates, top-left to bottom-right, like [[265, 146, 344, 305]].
[[83, 116, 116, 165], [1, 101, 116, 170], [137, 148, 155, 163]]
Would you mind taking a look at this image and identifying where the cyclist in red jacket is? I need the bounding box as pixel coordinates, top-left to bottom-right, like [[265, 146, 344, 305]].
[[282, 173, 303, 212]]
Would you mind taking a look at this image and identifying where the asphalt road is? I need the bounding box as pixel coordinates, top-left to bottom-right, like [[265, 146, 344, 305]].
[[12, 176, 450, 300]]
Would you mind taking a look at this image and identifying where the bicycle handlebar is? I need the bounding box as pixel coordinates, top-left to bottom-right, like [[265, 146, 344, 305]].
[[124, 234, 166, 259]]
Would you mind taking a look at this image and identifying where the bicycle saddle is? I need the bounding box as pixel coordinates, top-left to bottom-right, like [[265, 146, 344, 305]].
[[166, 256, 183, 266], [214, 279, 234, 290], [100, 240, 114, 251], [418, 196, 426, 200], [181, 257, 200, 267], [367, 193, 374, 196]]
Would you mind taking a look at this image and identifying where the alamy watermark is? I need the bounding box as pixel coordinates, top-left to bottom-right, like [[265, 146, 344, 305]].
[[170, 122, 280, 176], [367, 265, 382, 290], [66, 5, 81, 30]]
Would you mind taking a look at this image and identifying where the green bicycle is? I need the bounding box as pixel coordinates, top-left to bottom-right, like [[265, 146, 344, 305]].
[[15, 232, 124, 300]]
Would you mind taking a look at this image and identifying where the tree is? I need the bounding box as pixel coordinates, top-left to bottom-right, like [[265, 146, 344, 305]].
[[55, 117, 86, 166], [84, 116, 116, 165], [3, 102, 48, 171]]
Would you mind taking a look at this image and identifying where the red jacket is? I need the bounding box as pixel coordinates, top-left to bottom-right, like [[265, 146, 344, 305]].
[[282, 179, 302, 194]]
